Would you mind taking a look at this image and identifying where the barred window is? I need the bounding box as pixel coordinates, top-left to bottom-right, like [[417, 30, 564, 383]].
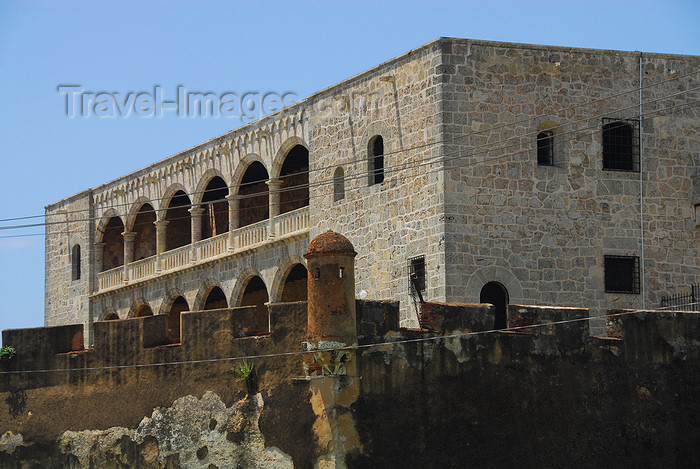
[[604, 255, 640, 294], [602, 118, 639, 171], [537, 130, 554, 166], [409, 256, 426, 292]]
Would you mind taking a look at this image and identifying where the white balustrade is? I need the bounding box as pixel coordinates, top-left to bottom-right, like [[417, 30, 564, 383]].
[[160, 245, 191, 272], [276, 206, 309, 237], [236, 220, 268, 250], [196, 233, 228, 261], [128, 256, 157, 282], [98, 267, 123, 291], [97, 207, 309, 292]]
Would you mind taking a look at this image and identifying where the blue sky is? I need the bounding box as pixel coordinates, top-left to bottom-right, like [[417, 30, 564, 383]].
[[0, 0, 698, 334]]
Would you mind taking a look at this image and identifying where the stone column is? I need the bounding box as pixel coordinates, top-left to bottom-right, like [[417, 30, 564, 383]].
[[154, 220, 169, 272], [189, 206, 205, 262], [93, 242, 105, 291], [267, 178, 282, 238], [226, 194, 239, 251], [122, 231, 137, 283]]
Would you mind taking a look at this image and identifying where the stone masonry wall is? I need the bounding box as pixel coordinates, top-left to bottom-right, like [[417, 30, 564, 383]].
[[307, 41, 446, 326], [44, 191, 93, 329], [439, 39, 700, 332]]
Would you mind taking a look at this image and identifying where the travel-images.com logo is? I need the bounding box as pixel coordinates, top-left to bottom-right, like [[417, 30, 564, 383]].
[[58, 85, 300, 122]]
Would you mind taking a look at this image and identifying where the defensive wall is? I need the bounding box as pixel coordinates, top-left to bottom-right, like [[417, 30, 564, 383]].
[[1, 300, 699, 467]]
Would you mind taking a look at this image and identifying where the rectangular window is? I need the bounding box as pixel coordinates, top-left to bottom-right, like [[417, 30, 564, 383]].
[[602, 118, 640, 171], [604, 255, 640, 294], [409, 256, 426, 292], [537, 130, 554, 166]]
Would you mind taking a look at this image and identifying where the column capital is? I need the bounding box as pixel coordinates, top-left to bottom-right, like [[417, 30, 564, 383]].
[[121, 231, 137, 241], [188, 206, 206, 215], [154, 220, 170, 228], [226, 194, 241, 202], [266, 178, 283, 189]]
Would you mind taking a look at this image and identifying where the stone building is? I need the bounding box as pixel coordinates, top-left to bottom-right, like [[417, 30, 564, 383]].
[[44, 38, 700, 342]]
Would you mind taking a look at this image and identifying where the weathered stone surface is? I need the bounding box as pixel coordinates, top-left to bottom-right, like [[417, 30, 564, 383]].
[[58, 391, 293, 469]]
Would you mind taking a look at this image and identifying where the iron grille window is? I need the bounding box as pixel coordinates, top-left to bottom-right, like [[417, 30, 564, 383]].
[[604, 255, 640, 294], [602, 118, 639, 171], [537, 130, 554, 166], [409, 256, 426, 292]]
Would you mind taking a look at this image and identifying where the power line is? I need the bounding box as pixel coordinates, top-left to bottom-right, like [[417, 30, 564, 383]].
[[1, 303, 696, 375], [3, 90, 698, 234], [10, 94, 696, 233], [1, 68, 697, 224]]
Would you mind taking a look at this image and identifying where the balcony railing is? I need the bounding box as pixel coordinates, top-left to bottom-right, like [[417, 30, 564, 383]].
[[161, 244, 191, 273], [195, 232, 228, 262], [237, 219, 268, 250], [98, 266, 123, 291], [95, 207, 309, 293], [129, 256, 157, 281], [277, 206, 309, 237]]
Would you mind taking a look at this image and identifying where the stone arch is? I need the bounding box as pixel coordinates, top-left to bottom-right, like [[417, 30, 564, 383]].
[[95, 209, 122, 244], [128, 298, 154, 318], [269, 255, 307, 302], [275, 142, 309, 214], [231, 154, 267, 188], [159, 183, 189, 214], [233, 268, 270, 333], [480, 281, 509, 330], [126, 198, 157, 261], [360, 121, 394, 151], [163, 187, 192, 251], [231, 267, 262, 307], [161, 292, 189, 342], [466, 265, 523, 306], [235, 156, 270, 227], [124, 196, 155, 231], [271, 136, 310, 179], [192, 168, 229, 206], [193, 278, 226, 311], [99, 306, 119, 321], [98, 212, 125, 272], [197, 173, 229, 240]]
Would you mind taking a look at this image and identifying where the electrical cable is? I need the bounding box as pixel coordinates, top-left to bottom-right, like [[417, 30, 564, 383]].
[[0, 302, 697, 375], [1, 69, 697, 224], [2, 89, 698, 233]]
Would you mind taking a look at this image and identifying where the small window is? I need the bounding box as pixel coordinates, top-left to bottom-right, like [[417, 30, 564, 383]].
[[537, 131, 554, 166], [339, 267, 345, 278], [604, 256, 640, 294], [409, 256, 426, 293], [602, 118, 639, 171], [314, 268, 320, 279], [333, 167, 345, 202], [71, 244, 81, 281], [368, 135, 384, 185]]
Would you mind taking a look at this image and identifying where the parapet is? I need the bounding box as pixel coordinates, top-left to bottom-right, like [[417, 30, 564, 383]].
[[2, 324, 83, 362], [607, 309, 700, 362]]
